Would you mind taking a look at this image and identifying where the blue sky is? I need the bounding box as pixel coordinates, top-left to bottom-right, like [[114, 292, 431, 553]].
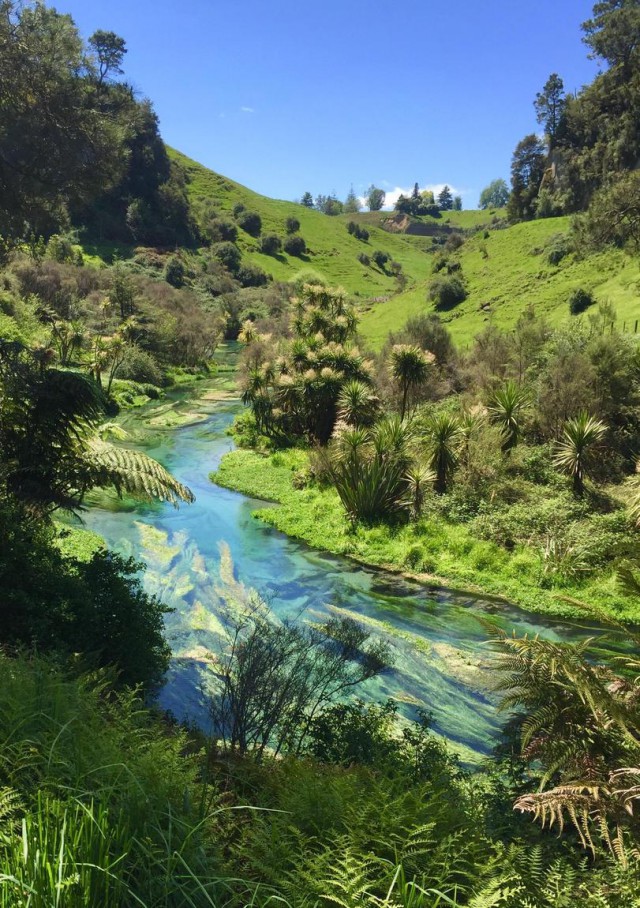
[[59, 1, 599, 208]]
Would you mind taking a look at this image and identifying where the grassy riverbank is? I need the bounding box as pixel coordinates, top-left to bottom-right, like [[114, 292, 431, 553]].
[[213, 448, 638, 622]]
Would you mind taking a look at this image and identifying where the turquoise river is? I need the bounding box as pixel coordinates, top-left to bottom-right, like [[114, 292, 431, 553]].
[[83, 366, 626, 762]]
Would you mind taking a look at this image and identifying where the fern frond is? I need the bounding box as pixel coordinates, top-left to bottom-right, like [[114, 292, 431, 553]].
[[86, 439, 195, 506]]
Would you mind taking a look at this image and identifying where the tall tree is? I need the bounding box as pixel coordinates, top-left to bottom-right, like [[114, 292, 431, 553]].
[[438, 185, 453, 210], [88, 29, 127, 87], [534, 73, 566, 144], [366, 185, 386, 211], [582, 0, 640, 72], [508, 134, 547, 220], [0, 1, 124, 237], [389, 345, 433, 420], [300, 191, 314, 208]]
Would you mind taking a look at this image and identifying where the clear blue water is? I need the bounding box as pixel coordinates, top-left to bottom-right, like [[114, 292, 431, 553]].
[[83, 375, 626, 760]]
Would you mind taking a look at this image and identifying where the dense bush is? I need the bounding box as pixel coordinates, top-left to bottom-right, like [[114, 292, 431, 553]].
[[569, 286, 595, 314], [212, 240, 242, 273], [547, 233, 571, 265], [428, 275, 467, 310], [372, 249, 389, 270], [0, 502, 169, 689], [346, 221, 369, 241], [357, 252, 370, 266], [236, 263, 269, 287], [285, 215, 300, 234], [260, 233, 282, 255], [206, 217, 238, 243], [164, 255, 185, 287], [237, 210, 262, 236], [283, 234, 307, 256]]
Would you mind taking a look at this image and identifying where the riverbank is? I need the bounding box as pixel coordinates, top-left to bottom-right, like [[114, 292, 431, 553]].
[[213, 447, 638, 622]]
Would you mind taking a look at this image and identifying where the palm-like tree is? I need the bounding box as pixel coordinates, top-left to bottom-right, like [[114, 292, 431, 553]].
[[337, 379, 380, 428], [329, 416, 414, 523], [424, 412, 461, 493], [389, 345, 433, 420], [553, 410, 607, 496], [488, 380, 529, 452]]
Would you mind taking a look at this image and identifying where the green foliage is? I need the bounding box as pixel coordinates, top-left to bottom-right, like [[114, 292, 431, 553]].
[[508, 135, 547, 221], [329, 416, 415, 523], [213, 240, 242, 273], [553, 410, 607, 495], [284, 234, 307, 256], [237, 209, 262, 236], [0, 501, 169, 687], [423, 412, 461, 494], [241, 284, 371, 444], [568, 286, 595, 314], [210, 603, 391, 759], [0, 340, 194, 515], [488, 381, 529, 452], [164, 254, 185, 287], [366, 185, 386, 211], [428, 275, 467, 310], [389, 344, 434, 419], [260, 233, 282, 255], [286, 215, 300, 234]]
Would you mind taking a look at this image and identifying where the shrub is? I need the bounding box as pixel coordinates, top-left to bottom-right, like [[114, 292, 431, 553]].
[[444, 233, 465, 252], [547, 234, 571, 265], [432, 253, 449, 273], [286, 215, 300, 234], [118, 345, 164, 385], [569, 287, 595, 315], [207, 217, 238, 243], [164, 255, 185, 288], [237, 263, 268, 287], [291, 268, 326, 292], [260, 233, 282, 255], [212, 240, 242, 273], [237, 210, 262, 236], [284, 234, 307, 256], [428, 275, 467, 310], [357, 252, 370, 266], [372, 250, 389, 270], [233, 202, 246, 217]]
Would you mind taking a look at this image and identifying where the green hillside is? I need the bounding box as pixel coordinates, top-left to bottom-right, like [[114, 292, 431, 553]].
[[170, 148, 434, 296], [359, 216, 640, 348]]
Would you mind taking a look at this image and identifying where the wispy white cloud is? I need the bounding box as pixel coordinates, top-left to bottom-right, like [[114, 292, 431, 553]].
[[240, 106, 255, 114]]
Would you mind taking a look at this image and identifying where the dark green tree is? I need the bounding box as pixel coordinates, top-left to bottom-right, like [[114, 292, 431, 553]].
[[582, 0, 640, 72], [437, 185, 454, 210], [88, 29, 127, 86], [534, 73, 566, 144], [508, 135, 547, 220], [300, 191, 314, 208]]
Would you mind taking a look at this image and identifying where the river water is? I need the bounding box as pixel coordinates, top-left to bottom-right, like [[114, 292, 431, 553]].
[[83, 363, 625, 760]]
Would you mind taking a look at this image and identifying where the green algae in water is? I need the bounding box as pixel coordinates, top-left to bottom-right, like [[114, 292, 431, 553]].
[[82, 383, 633, 760]]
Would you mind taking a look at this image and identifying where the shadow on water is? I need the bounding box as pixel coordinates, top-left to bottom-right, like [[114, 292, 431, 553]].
[[83, 365, 631, 761]]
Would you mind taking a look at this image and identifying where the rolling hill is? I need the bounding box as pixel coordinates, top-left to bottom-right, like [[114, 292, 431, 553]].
[[171, 150, 640, 350]]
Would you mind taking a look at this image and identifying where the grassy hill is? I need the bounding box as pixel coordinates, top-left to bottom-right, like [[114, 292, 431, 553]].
[[358, 216, 640, 348], [171, 148, 435, 296], [169, 151, 640, 351]]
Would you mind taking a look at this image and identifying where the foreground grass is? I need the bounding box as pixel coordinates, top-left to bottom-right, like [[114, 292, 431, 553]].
[[213, 448, 637, 622]]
